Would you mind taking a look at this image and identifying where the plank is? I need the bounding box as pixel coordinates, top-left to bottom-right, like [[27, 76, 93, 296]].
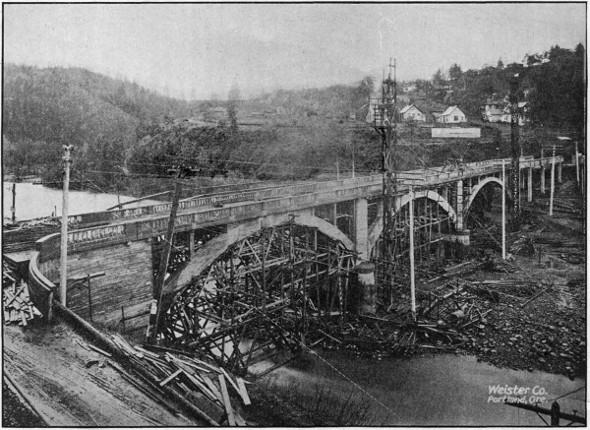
[[218, 374, 236, 426], [202, 375, 224, 404], [234, 411, 247, 427], [181, 370, 218, 403], [75, 339, 92, 351], [236, 378, 251, 406], [219, 368, 241, 397], [191, 358, 222, 373], [134, 346, 161, 359], [159, 369, 182, 387], [87, 344, 112, 358]]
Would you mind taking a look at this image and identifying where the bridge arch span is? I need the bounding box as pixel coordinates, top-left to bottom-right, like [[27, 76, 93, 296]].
[[464, 176, 505, 216], [368, 189, 458, 257], [163, 211, 353, 299]]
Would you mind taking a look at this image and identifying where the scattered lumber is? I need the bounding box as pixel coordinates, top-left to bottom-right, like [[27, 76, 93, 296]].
[[90, 333, 253, 426], [3, 276, 42, 326]]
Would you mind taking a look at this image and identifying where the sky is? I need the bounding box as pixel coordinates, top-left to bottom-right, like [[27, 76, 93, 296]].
[[4, 3, 586, 100]]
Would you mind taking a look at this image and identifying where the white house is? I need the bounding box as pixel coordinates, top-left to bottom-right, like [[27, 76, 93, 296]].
[[501, 102, 529, 126], [436, 106, 467, 124], [483, 101, 504, 122], [400, 104, 427, 122]]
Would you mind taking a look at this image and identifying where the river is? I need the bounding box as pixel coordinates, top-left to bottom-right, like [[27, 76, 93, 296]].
[[3, 182, 160, 223], [256, 350, 585, 426]]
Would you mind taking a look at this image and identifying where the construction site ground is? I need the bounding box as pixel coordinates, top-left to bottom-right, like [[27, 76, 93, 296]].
[[462, 179, 585, 378], [2, 320, 200, 426], [2, 176, 585, 426], [311, 176, 585, 381]]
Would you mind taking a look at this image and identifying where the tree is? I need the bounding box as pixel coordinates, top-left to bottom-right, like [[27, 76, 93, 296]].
[[432, 68, 447, 87], [497, 58, 504, 69], [227, 83, 241, 135], [448, 64, 463, 83]]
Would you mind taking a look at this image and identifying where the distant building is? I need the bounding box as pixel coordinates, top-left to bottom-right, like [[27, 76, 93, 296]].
[[403, 83, 417, 93], [501, 102, 529, 125], [400, 104, 427, 122], [483, 100, 504, 122], [436, 106, 467, 124]]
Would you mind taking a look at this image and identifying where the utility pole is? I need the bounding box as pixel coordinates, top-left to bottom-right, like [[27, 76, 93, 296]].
[[352, 140, 356, 179], [549, 144, 556, 216], [148, 173, 184, 344], [509, 74, 521, 229], [408, 187, 416, 319], [60, 145, 73, 307], [505, 400, 586, 426], [11, 183, 16, 223], [370, 58, 398, 295], [502, 160, 506, 260], [575, 140, 580, 186]]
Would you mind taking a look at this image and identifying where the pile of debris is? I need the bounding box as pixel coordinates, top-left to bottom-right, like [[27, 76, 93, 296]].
[[3, 264, 42, 326], [80, 333, 252, 426]]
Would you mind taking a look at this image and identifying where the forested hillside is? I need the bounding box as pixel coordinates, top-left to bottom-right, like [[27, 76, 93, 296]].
[[3, 65, 196, 184], [3, 44, 585, 189], [413, 44, 585, 129], [249, 76, 374, 119]]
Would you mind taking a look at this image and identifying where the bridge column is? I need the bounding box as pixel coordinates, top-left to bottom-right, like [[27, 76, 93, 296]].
[[527, 167, 533, 203], [541, 166, 546, 194], [356, 262, 376, 314], [441, 186, 449, 202], [189, 230, 195, 259], [455, 180, 464, 231], [354, 198, 369, 260]]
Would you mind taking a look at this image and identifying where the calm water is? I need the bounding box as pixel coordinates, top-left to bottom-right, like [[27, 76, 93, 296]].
[[3, 182, 160, 222], [257, 351, 585, 426]]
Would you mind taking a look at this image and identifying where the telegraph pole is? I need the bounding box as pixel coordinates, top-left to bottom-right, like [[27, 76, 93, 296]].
[[509, 74, 521, 229], [549, 144, 556, 216], [408, 187, 416, 319], [148, 171, 184, 344], [371, 58, 398, 294], [11, 183, 16, 223], [502, 160, 507, 259], [60, 145, 73, 306]]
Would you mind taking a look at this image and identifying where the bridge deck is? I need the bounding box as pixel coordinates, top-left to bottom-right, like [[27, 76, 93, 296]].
[[64, 156, 562, 248]]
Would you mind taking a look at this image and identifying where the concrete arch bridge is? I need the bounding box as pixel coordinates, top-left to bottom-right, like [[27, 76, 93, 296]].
[[27, 156, 563, 372]]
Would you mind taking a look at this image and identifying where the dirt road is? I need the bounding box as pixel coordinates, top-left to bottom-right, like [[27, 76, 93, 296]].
[[3, 321, 200, 426]]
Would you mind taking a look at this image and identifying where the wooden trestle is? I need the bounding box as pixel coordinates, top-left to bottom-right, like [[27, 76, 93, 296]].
[[158, 222, 355, 374]]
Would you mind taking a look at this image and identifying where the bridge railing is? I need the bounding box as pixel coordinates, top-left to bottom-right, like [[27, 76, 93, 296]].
[[67, 156, 565, 227], [44, 156, 566, 250], [67, 174, 383, 227]]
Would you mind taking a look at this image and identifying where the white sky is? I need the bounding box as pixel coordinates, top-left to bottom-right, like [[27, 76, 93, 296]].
[[4, 3, 586, 100]]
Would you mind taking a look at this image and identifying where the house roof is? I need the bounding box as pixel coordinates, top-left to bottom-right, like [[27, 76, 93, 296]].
[[400, 104, 423, 114], [441, 105, 464, 117]]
